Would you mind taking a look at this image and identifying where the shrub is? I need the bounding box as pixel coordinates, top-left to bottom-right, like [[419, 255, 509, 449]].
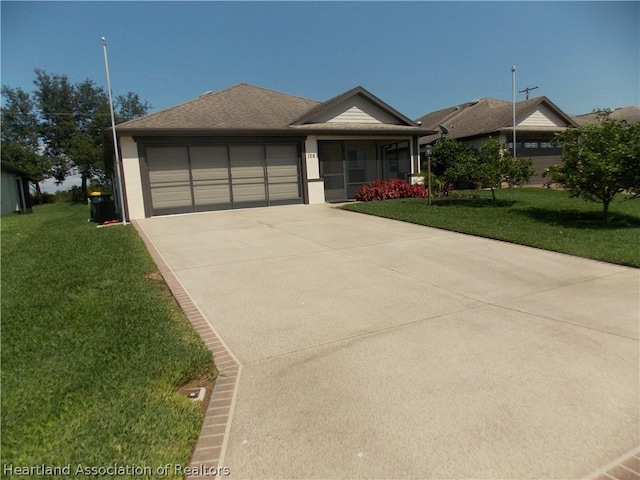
[[354, 179, 427, 202]]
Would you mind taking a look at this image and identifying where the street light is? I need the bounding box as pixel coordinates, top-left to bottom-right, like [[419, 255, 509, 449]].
[[425, 144, 432, 206]]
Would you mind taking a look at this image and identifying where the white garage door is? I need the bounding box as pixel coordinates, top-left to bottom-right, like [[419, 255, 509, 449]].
[[147, 143, 302, 216]]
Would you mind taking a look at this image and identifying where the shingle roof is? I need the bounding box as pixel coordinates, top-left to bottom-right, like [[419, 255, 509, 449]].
[[416, 96, 577, 144], [115, 83, 434, 136], [573, 106, 640, 126], [116, 83, 321, 133]]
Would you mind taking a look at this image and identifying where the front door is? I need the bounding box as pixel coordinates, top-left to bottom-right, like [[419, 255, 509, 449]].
[[319, 142, 345, 202]]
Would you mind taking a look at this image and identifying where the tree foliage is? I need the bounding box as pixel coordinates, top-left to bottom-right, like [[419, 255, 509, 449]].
[[545, 111, 640, 225], [429, 138, 534, 205], [1, 69, 151, 198], [0, 86, 51, 192]]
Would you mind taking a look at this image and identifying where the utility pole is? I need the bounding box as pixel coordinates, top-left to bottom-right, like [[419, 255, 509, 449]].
[[518, 85, 539, 100]]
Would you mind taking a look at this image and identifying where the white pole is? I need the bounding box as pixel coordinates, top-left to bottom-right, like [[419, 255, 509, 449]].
[[511, 65, 517, 160], [102, 37, 127, 225]]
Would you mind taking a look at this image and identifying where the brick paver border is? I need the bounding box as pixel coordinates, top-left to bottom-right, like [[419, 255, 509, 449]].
[[132, 221, 241, 478], [588, 447, 640, 480]]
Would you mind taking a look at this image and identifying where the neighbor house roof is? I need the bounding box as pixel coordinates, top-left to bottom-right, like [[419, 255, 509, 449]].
[[1, 161, 32, 178], [416, 96, 578, 144], [573, 106, 640, 126], [115, 83, 434, 137]]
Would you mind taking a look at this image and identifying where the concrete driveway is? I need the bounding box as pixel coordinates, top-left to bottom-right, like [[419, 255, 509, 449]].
[[135, 204, 639, 479]]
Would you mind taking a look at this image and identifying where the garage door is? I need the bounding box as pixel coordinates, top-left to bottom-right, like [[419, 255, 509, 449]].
[[147, 144, 302, 216]]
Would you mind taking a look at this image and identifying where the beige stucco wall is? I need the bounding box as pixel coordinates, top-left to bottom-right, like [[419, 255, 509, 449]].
[[119, 136, 146, 220]]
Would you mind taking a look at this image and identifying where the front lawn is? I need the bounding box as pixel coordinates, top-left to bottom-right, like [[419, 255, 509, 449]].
[[341, 188, 640, 267], [1, 203, 214, 477]]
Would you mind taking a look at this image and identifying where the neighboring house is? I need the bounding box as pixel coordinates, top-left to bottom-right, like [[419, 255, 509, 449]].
[[1, 162, 32, 216], [416, 96, 578, 185], [573, 106, 640, 126], [107, 83, 434, 219]]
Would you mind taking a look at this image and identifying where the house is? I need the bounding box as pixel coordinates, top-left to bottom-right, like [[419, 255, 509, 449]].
[[573, 106, 640, 126], [1, 162, 32, 216], [416, 96, 578, 185], [107, 83, 434, 219]]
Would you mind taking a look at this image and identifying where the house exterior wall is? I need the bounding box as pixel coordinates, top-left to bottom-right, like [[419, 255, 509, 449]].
[[120, 136, 146, 220], [1, 169, 20, 215]]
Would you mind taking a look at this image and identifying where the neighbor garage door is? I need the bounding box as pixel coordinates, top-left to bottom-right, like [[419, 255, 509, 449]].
[[147, 143, 302, 216]]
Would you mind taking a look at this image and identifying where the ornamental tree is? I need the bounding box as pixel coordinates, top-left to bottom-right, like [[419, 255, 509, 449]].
[[545, 111, 640, 225], [475, 138, 535, 206]]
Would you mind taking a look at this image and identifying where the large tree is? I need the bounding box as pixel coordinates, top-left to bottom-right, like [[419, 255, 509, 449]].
[[33, 70, 112, 195], [0, 86, 51, 195], [2, 69, 152, 198], [545, 111, 640, 225]]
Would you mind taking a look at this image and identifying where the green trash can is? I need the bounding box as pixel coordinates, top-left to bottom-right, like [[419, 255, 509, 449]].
[[89, 192, 116, 223]]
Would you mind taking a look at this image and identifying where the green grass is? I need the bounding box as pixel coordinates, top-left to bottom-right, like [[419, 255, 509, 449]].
[[1, 203, 214, 478], [341, 188, 640, 267]]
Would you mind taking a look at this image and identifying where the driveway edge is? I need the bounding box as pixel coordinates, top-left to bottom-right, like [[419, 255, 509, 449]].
[[132, 220, 241, 478]]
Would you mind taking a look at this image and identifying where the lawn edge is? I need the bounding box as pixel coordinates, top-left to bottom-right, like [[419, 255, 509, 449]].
[[132, 220, 241, 475], [339, 202, 640, 268]]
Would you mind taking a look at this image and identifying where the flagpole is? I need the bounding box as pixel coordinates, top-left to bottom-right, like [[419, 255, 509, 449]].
[[102, 37, 127, 225], [511, 65, 517, 160]]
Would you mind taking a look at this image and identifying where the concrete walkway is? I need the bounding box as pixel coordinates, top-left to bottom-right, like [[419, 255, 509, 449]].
[[135, 204, 639, 479]]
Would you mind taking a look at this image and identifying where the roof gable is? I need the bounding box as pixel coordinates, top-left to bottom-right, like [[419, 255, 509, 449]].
[[518, 104, 569, 128], [292, 86, 416, 127]]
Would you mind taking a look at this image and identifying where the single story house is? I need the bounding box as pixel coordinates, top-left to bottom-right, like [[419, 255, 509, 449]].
[[1, 161, 32, 216], [107, 84, 434, 219], [416, 96, 578, 185]]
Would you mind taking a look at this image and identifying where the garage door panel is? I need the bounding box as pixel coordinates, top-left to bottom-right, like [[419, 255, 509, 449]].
[[193, 182, 232, 204], [232, 183, 267, 203], [148, 147, 193, 215], [190, 146, 230, 181], [266, 145, 300, 203], [268, 183, 300, 201], [151, 185, 192, 210], [147, 143, 302, 215], [230, 145, 264, 180]]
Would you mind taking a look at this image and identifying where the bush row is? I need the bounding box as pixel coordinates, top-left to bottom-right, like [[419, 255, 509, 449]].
[[354, 179, 427, 202]]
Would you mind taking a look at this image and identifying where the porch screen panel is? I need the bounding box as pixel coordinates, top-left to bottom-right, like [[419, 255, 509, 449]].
[[265, 144, 301, 202], [147, 147, 192, 213], [345, 141, 376, 198], [229, 145, 267, 205], [189, 146, 231, 209]]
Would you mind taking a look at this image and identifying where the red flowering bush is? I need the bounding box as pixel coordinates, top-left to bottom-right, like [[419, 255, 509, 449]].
[[353, 179, 427, 201]]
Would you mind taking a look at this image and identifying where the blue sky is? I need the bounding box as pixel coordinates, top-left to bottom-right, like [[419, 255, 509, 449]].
[[2, 1, 639, 121]]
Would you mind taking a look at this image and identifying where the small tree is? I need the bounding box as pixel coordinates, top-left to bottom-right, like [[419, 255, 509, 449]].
[[430, 139, 477, 189], [545, 111, 640, 225]]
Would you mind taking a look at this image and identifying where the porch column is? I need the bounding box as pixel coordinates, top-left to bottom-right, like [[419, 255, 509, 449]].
[[304, 135, 325, 204]]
